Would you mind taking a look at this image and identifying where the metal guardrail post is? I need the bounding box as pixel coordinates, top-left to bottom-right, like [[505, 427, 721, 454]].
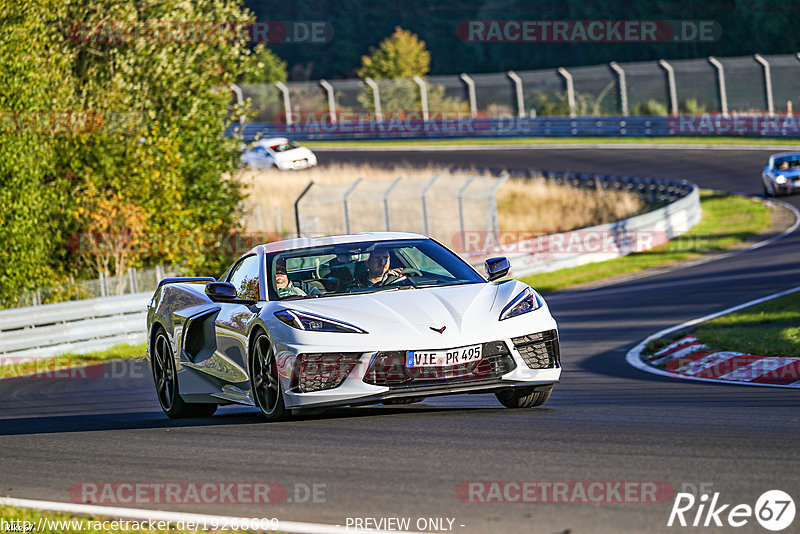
[[364, 78, 383, 122], [460, 74, 477, 118], [294, 181, 314, 238], [420, 175, 441, 236], [342, 178, 363, 234], [658, 59, 679, 116], [413, 76, 429, 121], [319, 79, 337, 123], [229, 83, 246, 125], [708, 57, 729, 116], [100, 272, 109, 298], [609, 62, 628, 116], [753, 54, 774, 117], [557, 67, 576, 117], [155, 264, 164, 284], [129, 268, 138, 294], [275, 81, 293, 125], [456, 176, 477, 237], [507, 71, 525, 118], [382, 177, 403, 231]]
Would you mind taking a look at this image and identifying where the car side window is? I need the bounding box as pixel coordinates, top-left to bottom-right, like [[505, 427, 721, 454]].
[[228, 255, 261, 301]]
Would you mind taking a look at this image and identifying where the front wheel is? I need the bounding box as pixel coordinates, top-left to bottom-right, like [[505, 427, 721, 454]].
[[250, 330, 289, 421], [495, 384, 553, 408], [151, 328, 217, 418]]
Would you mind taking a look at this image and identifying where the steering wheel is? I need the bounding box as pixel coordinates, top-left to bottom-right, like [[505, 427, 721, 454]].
[[399, 267, 422, 277]]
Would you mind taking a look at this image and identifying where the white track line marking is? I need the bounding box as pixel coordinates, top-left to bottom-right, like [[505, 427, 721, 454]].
[[626, 285, 800, 388], [0, 497, 418, 534]]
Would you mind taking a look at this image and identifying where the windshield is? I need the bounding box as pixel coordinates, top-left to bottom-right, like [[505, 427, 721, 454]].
[[270, 141, 301, 152], [774, 156, 800, 171], [267, 239, 483, 300]]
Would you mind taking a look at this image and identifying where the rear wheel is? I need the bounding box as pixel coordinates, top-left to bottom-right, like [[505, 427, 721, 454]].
[[151, 328, 217, 418], [495, 384, 553, 408], [250, 330, 289, 421]]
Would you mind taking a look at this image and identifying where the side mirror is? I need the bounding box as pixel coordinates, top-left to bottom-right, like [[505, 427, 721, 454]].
[[485, 257, 510, 281], [205, 281, 238, 301]]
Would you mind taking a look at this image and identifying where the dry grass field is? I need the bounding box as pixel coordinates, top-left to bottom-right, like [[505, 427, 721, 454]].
[[238, 163, 643, 237]]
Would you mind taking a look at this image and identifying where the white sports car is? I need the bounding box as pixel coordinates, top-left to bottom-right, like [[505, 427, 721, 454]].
[[146, 233, 561, 421], [240, 137, 317, 171]]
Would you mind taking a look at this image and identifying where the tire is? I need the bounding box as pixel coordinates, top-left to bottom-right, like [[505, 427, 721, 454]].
[[764, 182, 773, 197], [495, 384, 553, 409], [151, 327, 218, 418], [249, 330, 289, 421]]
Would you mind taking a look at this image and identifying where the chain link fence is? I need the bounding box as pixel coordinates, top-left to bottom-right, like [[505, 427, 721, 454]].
[[236, 53, 800, 124], [292, 174, 507, 245]]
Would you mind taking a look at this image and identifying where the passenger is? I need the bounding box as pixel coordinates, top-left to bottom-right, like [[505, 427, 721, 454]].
[[275, 260, 321, 297]]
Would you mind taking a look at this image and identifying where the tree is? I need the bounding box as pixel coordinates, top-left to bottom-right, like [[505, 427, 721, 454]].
[[359, 27, 430, 80]]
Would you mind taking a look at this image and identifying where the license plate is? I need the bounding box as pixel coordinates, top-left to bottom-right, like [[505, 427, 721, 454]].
[[406, 345, 482, 368]]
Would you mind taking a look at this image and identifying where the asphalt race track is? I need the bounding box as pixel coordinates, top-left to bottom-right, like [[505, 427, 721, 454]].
[[2, 147, 800, 533]]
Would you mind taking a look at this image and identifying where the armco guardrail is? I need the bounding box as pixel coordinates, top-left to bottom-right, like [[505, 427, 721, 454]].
[[0, 292, 150, 361], [462, 171, 700, 277]]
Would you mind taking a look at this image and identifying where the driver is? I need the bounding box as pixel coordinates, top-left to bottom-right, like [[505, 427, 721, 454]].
[[362, 247, 404, 286], [778, 161, 790, 171]]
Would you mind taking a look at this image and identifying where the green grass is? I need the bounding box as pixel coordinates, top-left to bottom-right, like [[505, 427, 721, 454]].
[[0, 343, 146, 379], [520, 190, 772, 294], [694, 291, 800, 358], [304, 136, 800, 148], [0, 504, 254, 533]]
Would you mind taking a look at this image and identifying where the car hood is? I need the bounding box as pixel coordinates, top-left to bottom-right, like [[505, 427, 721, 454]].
[[276, 282, 508, 342], [272, 147, 313, 161]]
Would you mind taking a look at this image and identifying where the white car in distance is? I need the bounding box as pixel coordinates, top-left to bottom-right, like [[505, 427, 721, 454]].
[[241, 137, 318, 171]]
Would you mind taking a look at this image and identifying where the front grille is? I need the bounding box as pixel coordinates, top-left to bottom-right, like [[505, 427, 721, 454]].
[[363, 341, 516, 387], [291, 353, 362, 393], [512, 330, 560, 369]]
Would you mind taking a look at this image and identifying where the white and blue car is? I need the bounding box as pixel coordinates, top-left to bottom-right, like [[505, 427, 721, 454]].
[[762, 151, 800, 197], [146, 233, 561, 421]]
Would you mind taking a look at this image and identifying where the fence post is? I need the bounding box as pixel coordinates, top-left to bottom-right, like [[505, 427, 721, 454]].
[[457, 176, 477, 238], [412, 76, 429, 121], [254, 203, 264, 231], [658, 59, 679, 116], [275, 81, 293, 125], [753, 54, 774, 117], [229, 83, 246, 125], [382, 177, 403, 231], [364, 78, 383, 122], [507, 71, 525, 118], [421, 175, 441, 236], [155, 264, 164, 283], [129, 267, 138, 294], [100, 271, 109, 297], [487, 173, 509, 236], [460, 74, 477, 118], [342, 178, 363, 234], [609, 62, 628, 116], [557, 67, 576, 117], [707, 57, 729, 116], [319, 79, 337, 123], [294, 181, 314, 238]]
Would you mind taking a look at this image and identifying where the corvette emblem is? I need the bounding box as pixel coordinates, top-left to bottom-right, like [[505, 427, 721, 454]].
[[430, 326, 446, 334]]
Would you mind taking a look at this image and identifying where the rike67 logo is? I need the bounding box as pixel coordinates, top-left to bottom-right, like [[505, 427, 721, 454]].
[[668, 490, 795, 531]]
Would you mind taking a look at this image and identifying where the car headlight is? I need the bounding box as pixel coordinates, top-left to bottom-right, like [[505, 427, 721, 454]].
[[274, 309, 367, 333], [776, 174, 787, 184], [499, 287, 544, 320]]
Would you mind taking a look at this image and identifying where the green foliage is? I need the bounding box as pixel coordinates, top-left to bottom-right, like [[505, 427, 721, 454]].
[[359, 27, 430, 80], [1, 0, 279, 306], [239, 44, 287, 83], [631, 99, 669, 116], [680, 98, 707, 114]]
